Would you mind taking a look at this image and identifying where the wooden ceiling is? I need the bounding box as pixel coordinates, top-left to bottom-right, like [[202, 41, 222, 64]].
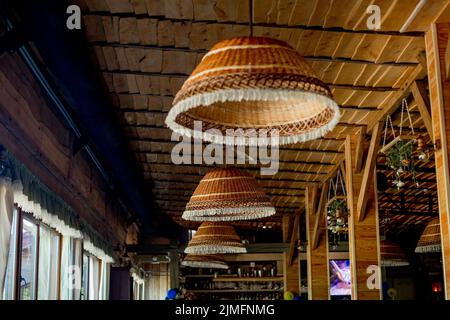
[[73, 0, 449, 235]]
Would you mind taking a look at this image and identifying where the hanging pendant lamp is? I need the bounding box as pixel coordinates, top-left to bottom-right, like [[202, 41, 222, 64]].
[[184, 222, 247, 254], [380, 240, 409, 267], [181, 254, 229, 269], [165, 36, 340, 146], [415, 218, 441, 253], [182, 168, 275, 221]]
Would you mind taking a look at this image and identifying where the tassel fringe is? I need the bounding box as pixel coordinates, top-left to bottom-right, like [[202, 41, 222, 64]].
[[166, 88, 340, 146]]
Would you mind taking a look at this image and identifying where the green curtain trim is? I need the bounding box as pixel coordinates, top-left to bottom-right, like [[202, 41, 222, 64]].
[[80, 221, 116, 258], [1, 146, 115, 259]]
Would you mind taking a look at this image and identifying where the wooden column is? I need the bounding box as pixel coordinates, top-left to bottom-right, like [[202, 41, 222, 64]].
[[283, 253, 299, 295], [345, 131, 382, 300], [305, 185, 329, 300], [425, 23, 450, 299]]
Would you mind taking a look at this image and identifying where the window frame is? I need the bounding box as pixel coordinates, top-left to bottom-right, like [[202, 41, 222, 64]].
[[14, 210, 62, 300]]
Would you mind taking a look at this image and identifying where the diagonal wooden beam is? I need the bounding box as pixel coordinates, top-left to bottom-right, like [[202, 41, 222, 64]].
[[356, 122, 383, 222], [288, 211, 301, 266], [354, 127, 366, 173], [312, 182, 329, 249], [411, 80, 434, 141]]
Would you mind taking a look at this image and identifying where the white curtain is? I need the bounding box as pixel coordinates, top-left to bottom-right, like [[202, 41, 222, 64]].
[[37, 227, 51, 299], [0, 178, 14, 297], [88, 256, 99, 300], [60, 236, 74, 300], [99, 261, 110, 300], [72, 239, 82, 300], [37, 227, 59, 300]]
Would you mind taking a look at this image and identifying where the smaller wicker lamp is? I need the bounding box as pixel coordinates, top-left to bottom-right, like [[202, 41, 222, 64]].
[[184, 222, 247, 254], [182, 168, 275, 221], [415, 218, 441, 253], [381, 240, 409, 267], [181, 254, 229, 269]]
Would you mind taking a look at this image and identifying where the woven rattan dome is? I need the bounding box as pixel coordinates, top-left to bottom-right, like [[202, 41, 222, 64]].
[[181, 254, 229, 269], [182, 168, 275, 221], [184, 222, 247, 254], [380, 240, 409, 267], [165, 36, 340, 146], [415, 218, 441, 253]]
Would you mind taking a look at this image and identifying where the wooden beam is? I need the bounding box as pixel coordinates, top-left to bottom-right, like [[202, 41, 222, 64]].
[[305, 186, 329, 300], [446, 34, 450, 80], [366, 65, 425, 133], [425, 23, 450, 299], [357, 122, 382, 222], [288, 212, 300, 266], [411, 80, 434, 141], [354, 127, 366, 173], [312, 182, 329, 250], [345, 135, 382, 300]]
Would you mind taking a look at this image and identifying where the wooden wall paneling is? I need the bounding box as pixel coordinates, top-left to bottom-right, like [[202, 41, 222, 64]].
[[425, 23, 450, 299], [305, 185, 329, 300]]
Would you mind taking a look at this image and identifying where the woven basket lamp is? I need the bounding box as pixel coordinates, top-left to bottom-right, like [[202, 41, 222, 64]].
[[181, 254, 229, 269], [165, 37, 340, 146], [415, 217, 441, 253], [182, 167, 275, 221], [184, 222, 247, 254], [381, 240, 409, 267]]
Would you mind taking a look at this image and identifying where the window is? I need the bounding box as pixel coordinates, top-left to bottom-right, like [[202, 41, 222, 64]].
[[19, 217, 38, 300], [2, 207, 19, 300], [88, 255, 100, 300], [80, 252, 90, 300], [37, 226, 60, 300]]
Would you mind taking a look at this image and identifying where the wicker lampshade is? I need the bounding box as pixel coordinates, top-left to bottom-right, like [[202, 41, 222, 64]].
[[181, 254, 229, 269], [165, 37, 340, 146], [380, 240, 409, 267], [184, 222, 247, 254], [415, 218, 441, 253], [182, 168, 275, 221]]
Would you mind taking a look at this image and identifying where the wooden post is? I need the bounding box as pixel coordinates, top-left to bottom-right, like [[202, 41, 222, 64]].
[[345, 133, 382, 300], [305, 185, 329, 300], [425, 23, 450, 299]]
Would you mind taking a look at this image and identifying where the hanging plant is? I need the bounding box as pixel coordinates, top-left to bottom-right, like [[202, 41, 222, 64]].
[[327, 199, 348, 234]]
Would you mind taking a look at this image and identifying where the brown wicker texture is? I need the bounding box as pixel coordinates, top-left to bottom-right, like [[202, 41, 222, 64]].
[[165, 36, 340, 146], [415, 217, 441, 253], [184, 222, 247, 254], [182, 167, 275, 221], [181, 254, 229, 269], [380, 240, 409, 267]]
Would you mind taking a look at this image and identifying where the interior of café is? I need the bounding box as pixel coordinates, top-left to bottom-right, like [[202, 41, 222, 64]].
[[1, 0, 450, 301]]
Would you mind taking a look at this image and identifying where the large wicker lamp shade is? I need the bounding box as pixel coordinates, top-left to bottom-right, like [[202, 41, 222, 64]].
[[165, 37, 340, 146], [415, 218, 441, 253], [381, 240, 409, 267], [181, 254, 229, 269], [184, 222, 247, 254], [182, 168, 275, 221]]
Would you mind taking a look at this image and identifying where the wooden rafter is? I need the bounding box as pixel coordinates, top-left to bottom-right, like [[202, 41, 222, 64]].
[[411, 80, 433, 141], [357, 121, 382, 222], [312, 182, 329, 249]]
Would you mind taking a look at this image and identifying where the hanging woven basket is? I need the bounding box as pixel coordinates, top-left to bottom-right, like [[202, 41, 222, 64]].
[[184, 222, 247, 254], [182, 168, 275, 221], [380, 240, 409, 267], [181, 254, 229, 269], [165, 37, 340, 146], [415, 218, 441, 253]]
